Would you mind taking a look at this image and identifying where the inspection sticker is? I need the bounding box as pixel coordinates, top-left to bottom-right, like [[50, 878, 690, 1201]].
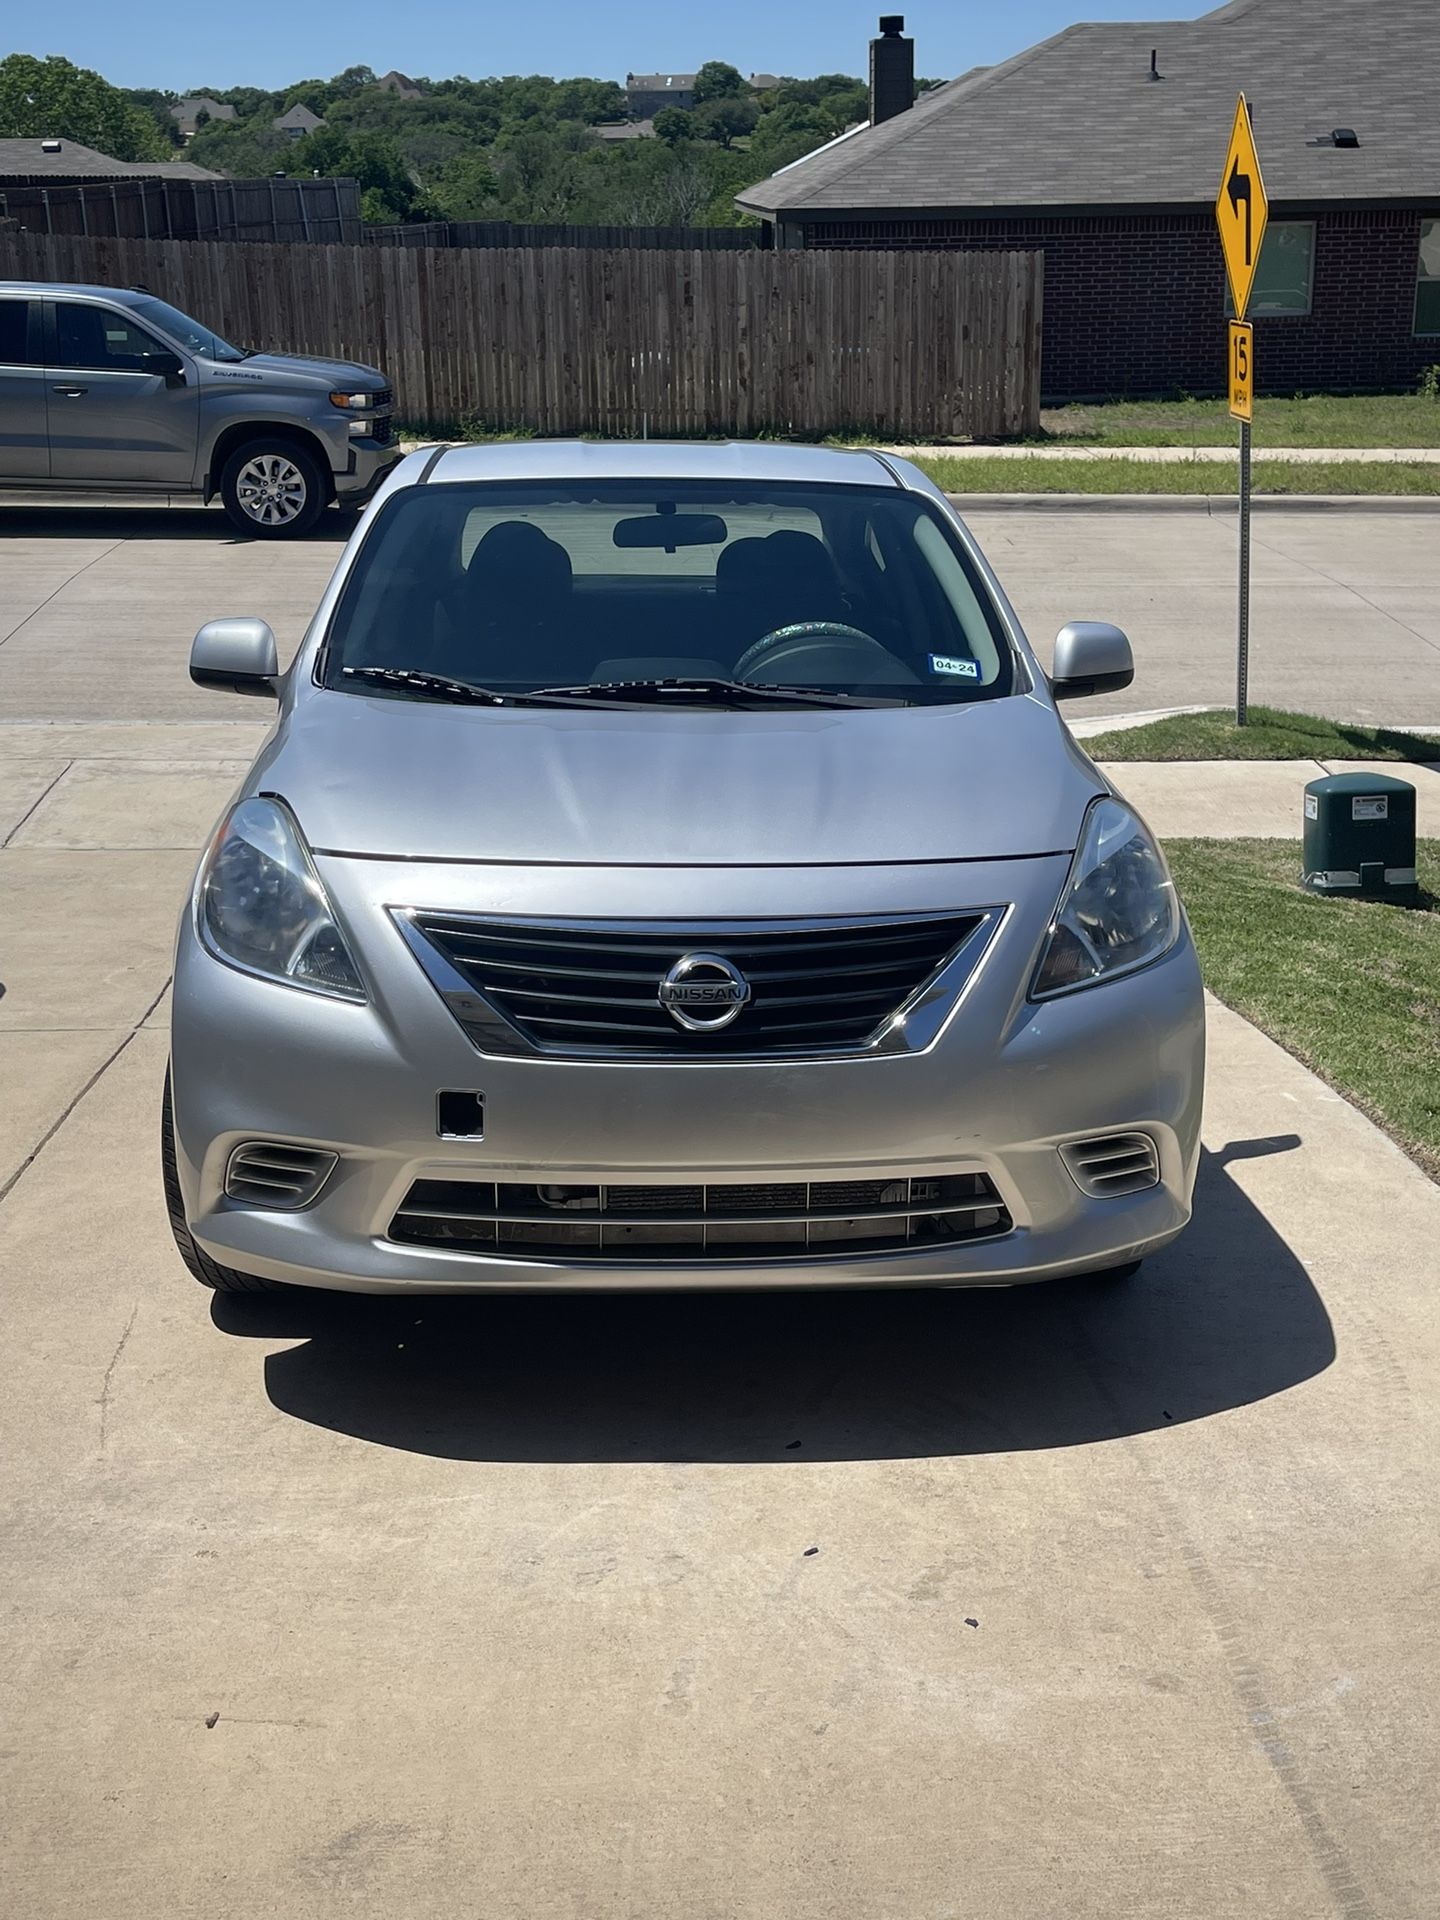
[[1304, 793, 1319, 820], [1353, 796, 1389, 822], [929, 654, 979, 679]]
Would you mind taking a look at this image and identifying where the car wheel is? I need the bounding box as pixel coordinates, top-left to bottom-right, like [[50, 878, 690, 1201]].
[[161, 1070, 281, 1293], [219, 439, 327, 539]]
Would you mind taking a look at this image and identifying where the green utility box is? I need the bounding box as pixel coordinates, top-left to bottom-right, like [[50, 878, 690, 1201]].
[[1301, 772, 1417, 903]]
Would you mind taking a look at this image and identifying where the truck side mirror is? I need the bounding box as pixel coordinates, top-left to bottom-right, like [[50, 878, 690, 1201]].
[[190, 618, 279, 697], [147, 349, 186, 387]]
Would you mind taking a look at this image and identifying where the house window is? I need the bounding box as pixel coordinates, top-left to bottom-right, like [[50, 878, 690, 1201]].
[[1417, 220, 1440, 337], [1225, 221, 1315, 317]]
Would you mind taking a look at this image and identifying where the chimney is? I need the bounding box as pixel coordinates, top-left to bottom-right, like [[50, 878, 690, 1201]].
[[870, 14, 915, 125]]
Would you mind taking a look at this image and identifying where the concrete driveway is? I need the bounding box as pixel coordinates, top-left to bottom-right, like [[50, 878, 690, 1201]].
[[3, 502, 1440, 1918]]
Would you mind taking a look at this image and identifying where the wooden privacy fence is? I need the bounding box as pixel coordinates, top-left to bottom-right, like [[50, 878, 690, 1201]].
[[0, 231, 1043, 439], [365, 220, 771, 250]]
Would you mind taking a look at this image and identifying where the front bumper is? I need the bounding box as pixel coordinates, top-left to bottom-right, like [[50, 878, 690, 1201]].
[[333, 435, 403, 503], [169, 855, 1205, 1293]]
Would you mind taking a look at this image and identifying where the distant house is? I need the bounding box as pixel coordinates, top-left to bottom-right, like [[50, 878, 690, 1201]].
[[592, 119, 654, 142], [273, 103, 326, 140], [738, 1, 1440, 401], [0, 137, 222, 183], [170, 95, 236, 138], [377, 70, 423, 100], [748, 73, 782, 92], [626, 72, 696, 118]]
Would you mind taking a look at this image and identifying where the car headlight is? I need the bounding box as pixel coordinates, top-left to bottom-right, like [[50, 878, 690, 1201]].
[[1031, 797, 1180, 998], [329, 391, 376, 410], [198, 797, 365, 1001]]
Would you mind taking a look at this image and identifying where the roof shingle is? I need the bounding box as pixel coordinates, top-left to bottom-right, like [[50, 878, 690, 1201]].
[[738, 0, 1440, 215]]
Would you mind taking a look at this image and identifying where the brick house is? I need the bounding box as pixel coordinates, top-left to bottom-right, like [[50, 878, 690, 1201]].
[[625, 73, 697, 118], [737, 1, 1440, 401]]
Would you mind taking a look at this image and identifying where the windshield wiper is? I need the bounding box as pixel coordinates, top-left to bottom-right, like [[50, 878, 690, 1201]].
[[533, 676, 900, 709], [339, 665, 634, 708]]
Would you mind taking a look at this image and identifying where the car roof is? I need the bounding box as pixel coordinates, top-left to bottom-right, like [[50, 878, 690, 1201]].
[[415, 440, 901, 488], [0, 280, 148, 304]]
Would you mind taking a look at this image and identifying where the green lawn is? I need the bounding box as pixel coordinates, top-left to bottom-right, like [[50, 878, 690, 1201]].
[[1167, 838, 1440, 1178], [1032, 391, 1440, 449], [917, 454, 1440, 496], [1085, 707, 1440, 763]]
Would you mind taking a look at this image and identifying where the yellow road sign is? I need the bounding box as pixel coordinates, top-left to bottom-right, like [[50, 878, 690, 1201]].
[[1216, 94, 1269, 319], [1228, 320, 1254, 422]]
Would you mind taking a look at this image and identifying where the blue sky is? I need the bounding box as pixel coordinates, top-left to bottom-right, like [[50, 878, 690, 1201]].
[[30, 0, 1203, 93]]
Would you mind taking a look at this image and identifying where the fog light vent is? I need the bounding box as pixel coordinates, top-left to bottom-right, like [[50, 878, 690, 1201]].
[[1061, 1132, 1160, 1198], [225, 1141, 337, 1209]]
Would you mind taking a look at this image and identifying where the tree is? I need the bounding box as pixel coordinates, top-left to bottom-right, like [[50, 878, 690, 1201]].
[[691, 97, 758, 149], [652, 106, 694, 146], [0, 52, 171, 161], [692, 61, 748, 104], [428, 150, 499, 220], [291, 124, 434, 222]]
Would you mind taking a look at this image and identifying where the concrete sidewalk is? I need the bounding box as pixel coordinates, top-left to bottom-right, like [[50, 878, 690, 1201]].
[[888, 442, 1440, 464]]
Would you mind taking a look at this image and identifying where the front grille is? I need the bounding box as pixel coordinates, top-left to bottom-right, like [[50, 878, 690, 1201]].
[[1061, 1132, 1160, 1198], [389, 1172, 1012, 1262], [370, 414, 395, 445], [404, 911, 988, 1057], [225, 1141, 337, 1209]]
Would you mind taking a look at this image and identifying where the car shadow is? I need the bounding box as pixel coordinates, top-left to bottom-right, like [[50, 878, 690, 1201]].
[[0, 505, 354, 545], [211, 1137, 1332, 1463]]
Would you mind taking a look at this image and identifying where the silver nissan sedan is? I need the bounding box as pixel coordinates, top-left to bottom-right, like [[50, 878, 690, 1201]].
[[164, 442, 1204, 1295]]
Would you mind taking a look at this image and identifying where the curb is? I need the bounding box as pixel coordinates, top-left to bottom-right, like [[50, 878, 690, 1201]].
[[945, 492, 1440, 514]]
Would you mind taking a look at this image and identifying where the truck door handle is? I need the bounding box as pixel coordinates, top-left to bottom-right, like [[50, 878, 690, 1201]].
[[52, 385, 88, 397]]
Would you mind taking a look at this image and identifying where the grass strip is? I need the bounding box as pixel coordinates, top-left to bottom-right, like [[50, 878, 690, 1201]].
[[1167, 837, 1440, 1179], [1086, 707, 1440, 763]]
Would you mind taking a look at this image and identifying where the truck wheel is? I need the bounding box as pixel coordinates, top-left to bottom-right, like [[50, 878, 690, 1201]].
[[219, 439, 327, 539], [161, 1071, 281, 1293]]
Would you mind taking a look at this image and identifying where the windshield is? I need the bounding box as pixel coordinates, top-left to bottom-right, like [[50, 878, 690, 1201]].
[[128, 295, 246, 363], [321, 480, 1019, 708]]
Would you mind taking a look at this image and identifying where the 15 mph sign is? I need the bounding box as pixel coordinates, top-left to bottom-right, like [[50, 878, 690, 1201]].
[[1216, 94, 1269, 319]]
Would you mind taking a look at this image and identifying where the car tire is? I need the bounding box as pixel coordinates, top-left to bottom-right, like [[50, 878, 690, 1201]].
[[161, 1070, 281, 1293], [219, 438, 328, 539]]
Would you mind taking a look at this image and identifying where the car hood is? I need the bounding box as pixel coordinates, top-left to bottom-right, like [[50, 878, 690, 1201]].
[[222, 351, 387, 390], [256, 691, 1104, 867]]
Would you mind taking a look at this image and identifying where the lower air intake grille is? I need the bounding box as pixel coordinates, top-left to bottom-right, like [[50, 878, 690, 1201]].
[[1061, 1133, 1160, 1198], [389, 1172, 1012, 1262], [225, 1141, 337, 1209]]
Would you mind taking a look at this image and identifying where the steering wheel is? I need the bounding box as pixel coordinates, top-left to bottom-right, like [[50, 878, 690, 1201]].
[[733, 621, 895, 684]]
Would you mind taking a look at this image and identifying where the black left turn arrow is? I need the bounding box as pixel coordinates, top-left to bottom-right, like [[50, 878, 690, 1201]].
[[1227, 156, 1254, 265]]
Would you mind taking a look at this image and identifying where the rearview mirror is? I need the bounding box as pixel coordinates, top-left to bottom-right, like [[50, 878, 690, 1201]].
[[190, 618, 279, 697], [613, 512, 728, 552], [1051, 621, 1134, 700]]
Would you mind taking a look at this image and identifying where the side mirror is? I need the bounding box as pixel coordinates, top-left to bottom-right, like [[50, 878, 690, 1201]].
[[190, 618, 279, 697], [1051, 621, 1134, 700]]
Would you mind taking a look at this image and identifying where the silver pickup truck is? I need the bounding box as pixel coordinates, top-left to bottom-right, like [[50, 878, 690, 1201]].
[[0, 280, 402, 536]]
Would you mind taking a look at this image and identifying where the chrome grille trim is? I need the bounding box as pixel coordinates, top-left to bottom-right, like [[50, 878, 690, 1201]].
[[1060, 1133, 1161, 1198], [225, 1141, 338, 1210], [388, 1172, 1013, 1263], [394, 908, 1006, 1060]]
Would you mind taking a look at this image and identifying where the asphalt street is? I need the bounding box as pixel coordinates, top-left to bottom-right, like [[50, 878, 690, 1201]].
[[2, 500, 1438, 1919]]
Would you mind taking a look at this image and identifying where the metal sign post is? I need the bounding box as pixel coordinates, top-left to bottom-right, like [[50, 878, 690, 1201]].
[[1215, 95, 1268, 727], [1228, 319, 1254, 723]]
